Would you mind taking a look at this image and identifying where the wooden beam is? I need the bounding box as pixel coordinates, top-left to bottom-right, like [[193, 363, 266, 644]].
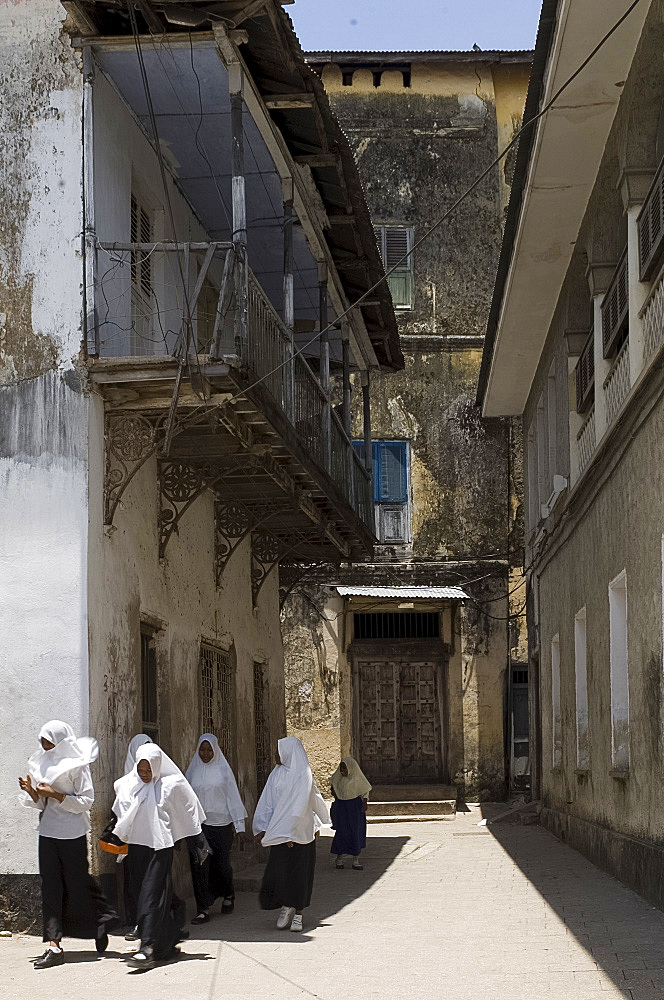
[[295, 154, 338, 167], [62, 1, 99, 36], [328, 214, 356, 225], [265, 93, 316, 109]]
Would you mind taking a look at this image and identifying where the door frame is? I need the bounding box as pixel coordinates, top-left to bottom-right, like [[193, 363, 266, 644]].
[[350, 639, 450, 784]]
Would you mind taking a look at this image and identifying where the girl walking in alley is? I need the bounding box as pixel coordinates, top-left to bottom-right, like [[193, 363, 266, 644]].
[[253, 736, 330, 933], [185, 733, 248, 924], [121, 733, 151, 941], [330, 757, 371, 870], [112, 743, 206, 970], [18, 720, 119, 970]]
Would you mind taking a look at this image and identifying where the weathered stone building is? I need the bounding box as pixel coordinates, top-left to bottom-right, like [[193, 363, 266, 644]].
[[0, 0, 401, 926], [479, 0, 664, 908], [282, 50, 531, 800]]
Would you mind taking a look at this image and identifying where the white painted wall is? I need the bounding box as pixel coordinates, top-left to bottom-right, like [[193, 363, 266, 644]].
[[0, 375, 90, 875]]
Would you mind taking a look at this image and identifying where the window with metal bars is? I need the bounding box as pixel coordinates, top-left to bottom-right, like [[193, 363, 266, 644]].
[[140, 627, 159, 743], [374, 225, 414, 309], [253, 662, 271, 794], [354, 612, 440, 640], [200, 644, 236, 767]]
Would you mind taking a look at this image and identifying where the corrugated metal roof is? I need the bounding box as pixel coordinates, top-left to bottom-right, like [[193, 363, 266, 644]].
[[336, 586, 468, 600]]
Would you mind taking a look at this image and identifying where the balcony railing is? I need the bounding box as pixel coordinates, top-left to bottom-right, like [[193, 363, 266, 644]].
[[601, 248, 629, 359], [575, 330, 594, 414], [577, 406, 596, 476], [94, 242, 373, 533], [643, 267, 664, 361], [603, 339, 630, 424], [638, 156, 664, 281]]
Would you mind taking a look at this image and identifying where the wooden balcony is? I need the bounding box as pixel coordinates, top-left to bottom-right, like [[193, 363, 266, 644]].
[[90, 243, 374, 597], [638, 156, 664, 281]]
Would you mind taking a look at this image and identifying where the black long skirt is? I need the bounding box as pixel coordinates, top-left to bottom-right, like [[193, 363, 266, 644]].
[[132, 845, 184, 960], [188, 822, 234, 913], [259, 839, 316, 912], [330, 797, 367, 857], [38, 835, 118, 943]]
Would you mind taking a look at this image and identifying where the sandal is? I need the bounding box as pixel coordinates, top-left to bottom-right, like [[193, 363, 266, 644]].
[[221, 897, 235, 914], [191, 912, 209, 925], [335, 858, 344, 869]]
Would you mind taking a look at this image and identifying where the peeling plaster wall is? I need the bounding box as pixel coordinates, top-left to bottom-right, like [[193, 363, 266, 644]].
[[0, 373, 90, 882], [283, 58, 530, 800], [0, 1, 84, 383]]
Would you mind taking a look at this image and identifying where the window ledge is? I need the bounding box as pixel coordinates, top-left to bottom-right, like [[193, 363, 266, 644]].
[[574, 768, 590, 776], [609, 768, 630, 780], [550, 766, 562, 775]]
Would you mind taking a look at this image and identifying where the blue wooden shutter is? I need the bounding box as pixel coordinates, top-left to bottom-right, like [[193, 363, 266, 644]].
[[376, 441, 408, 502]]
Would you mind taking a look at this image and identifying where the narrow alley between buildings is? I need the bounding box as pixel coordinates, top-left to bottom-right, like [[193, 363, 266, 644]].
[[5, 810, 664, 1000]]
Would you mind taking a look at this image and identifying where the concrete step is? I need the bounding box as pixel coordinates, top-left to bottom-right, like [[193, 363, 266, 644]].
[[367, 798, 456, 817], [367, 811, 456, 823], [366, 784, 457, 822]]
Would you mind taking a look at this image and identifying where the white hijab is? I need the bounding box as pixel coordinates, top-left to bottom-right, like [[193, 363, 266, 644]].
[[253, 737, 330, 847], [185, 734, 247, 828], [331, 757, 372, 801], [112, 743, 206, 850], [124, 734, 151, 775], [26, 720, 99, 787]]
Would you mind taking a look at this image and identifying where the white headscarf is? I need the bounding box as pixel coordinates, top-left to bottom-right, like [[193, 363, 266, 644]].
[[124, 734, 151, 775], [112, 743, 205, 850], [185, 734, 247, 828], [26, 720, 99, 787], [331, 757, 372, 801], [252, 737, 330, 847]]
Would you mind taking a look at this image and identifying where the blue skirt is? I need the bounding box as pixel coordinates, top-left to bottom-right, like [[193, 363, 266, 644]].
[[330, 796, 367, 856]]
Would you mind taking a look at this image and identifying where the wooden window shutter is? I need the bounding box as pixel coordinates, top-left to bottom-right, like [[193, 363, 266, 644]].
[[374, 225, 414, 308]]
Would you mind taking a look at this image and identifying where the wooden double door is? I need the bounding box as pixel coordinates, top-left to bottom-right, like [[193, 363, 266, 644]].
[[356, 653, 444, 783]]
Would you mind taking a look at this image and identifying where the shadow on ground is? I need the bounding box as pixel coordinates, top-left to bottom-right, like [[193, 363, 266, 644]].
[[486, 814, 664, 997], [187, 834, 410, 945]]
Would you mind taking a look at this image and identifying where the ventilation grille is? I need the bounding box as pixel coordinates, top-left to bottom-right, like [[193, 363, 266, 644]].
[[354, 611, 440, 640], [575, 330, 594, 414]]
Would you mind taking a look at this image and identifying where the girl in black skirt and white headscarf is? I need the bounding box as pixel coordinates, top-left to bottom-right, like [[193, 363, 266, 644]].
[[112, 743, 206, 970], [18, 720, 119, 969], [253, 737, 330, 933]]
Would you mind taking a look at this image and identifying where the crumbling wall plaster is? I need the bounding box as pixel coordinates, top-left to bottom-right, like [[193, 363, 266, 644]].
[[0, 1, 84, 382]]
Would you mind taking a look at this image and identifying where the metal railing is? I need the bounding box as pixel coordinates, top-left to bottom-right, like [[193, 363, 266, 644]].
[[603, 339, 631, 424], [244, 270, 373, 530]]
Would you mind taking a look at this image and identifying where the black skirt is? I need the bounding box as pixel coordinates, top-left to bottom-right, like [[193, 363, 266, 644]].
[[188, 822, 234, 913], [330, 797, 367, 856], [38, 835, 118, 943], [259, 839, 317, 912], [132, 845, 184, 960]]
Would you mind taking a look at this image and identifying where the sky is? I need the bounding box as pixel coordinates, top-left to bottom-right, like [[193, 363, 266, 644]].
[[288, 0, 542, 53]]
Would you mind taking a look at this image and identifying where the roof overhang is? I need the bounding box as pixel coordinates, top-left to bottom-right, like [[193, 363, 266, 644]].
[[336, 586, 468, 600], [479, 0, 651, 418]]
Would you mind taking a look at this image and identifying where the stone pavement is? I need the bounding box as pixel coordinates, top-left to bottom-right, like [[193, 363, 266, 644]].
[[5, 806, 664, 999]]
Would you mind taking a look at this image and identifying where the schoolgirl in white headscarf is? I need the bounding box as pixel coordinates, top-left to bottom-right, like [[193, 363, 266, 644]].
[[112, 744, 205, 969], [253, 737, 330, 933], [185, 734, 248, 924], [124, 733, 151, 775], [330, 757, 372, 870], [120, 733, 154, 941], [18, 721, 118, 969]]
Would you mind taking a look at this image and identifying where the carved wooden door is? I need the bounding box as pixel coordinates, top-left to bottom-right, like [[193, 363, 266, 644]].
[[358, 657, 440, 782]]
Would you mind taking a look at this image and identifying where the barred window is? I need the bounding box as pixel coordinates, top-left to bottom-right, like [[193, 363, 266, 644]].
[[253, 661, 271, 794], [200, 644, 236, 767], [141, 626, 159, 743]]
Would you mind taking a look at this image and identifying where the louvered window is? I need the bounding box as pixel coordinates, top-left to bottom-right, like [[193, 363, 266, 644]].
[[575, 330, 595, 414], [638, 159, 664, 281], [375, 225, 414, 309], [130, 194, 153, 348], [601, 248, 629, 358], [353, 440, 410, 542]]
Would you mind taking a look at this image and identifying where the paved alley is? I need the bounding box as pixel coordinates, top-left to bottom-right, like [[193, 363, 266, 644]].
[[4, 808, 664, 1000]]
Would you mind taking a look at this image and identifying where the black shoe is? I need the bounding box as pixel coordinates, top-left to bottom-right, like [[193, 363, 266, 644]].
[[95, 931, 109, 954], [221, 897, 234, 914], [126, 949, 155, 971], [178, 930, 190, 941], [34, 949, 65, 969], [125, 925, 139, 941], [352, 862, 364, 871], [191, 912, 209, 925]]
